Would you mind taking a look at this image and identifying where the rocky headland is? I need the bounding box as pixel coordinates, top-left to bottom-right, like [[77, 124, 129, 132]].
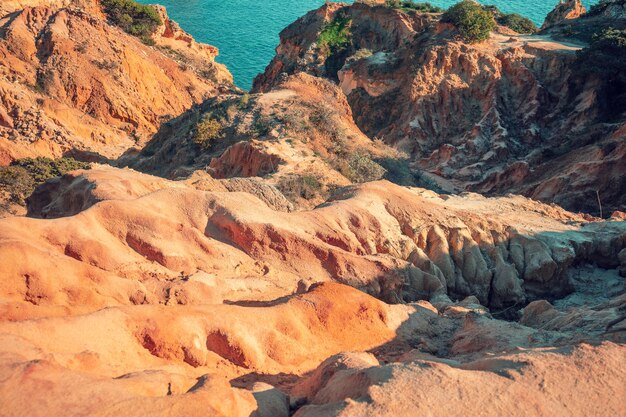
[[0, 0, 624, 416]]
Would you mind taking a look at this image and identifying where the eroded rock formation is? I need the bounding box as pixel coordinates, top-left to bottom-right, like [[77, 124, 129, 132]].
[[4, 165, 625, 314], [0, 0, 231, 164], [254, 1, 626, 215], [0, 1, 624, 416], [542, 0, 586, 28]]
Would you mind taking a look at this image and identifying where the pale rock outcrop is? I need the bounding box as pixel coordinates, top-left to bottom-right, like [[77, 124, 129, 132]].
[[542, 0, 587, 29], [26, 165, 294, 218], [2, 168, 625, 314], [293, 343, 626, 417]]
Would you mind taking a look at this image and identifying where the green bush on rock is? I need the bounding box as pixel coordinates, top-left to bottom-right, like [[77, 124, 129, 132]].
[[496, 13, 538, 34], [193, 114, 224, 150], [318, 12, 352, 57], [101, 0, 162, 43], [336, 153, 386, 184], [385, 1, 443, 13], [441, 0, 496, 43]]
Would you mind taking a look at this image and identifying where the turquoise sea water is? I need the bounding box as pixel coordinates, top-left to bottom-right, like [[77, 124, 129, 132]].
[[138, 0, 598, 90]]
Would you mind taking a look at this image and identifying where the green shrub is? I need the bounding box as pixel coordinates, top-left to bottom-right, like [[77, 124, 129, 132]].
[[497, 13, 538, 34], [318, 12, 352, 57], [238, 93, 251, 109], [386, 1, 443, 13], [12, 157, 89, 183], [101, 0, 162, 41], [577, 28, 626, 75], [336, 153, 386, 183], [441, 0, 496, 43], [0, 166, 34, 205], [0, 157, 89, 205], [193, 115, 224, 150]]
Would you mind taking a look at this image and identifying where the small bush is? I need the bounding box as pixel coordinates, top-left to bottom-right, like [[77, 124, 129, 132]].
[[336, 153, 386, 183], [377, 158, 417, 186], [238, 94, 251, 109], [252, 114, 273, 137], [309, 105, 334, 128], [577, 28, 626, 76], [497, 13, 538, 34], [193, 115, 224, 150], [386, 1, 443, 13], [441, 0, 496, 43], [0, 166, 34, 205], [318, 12, 352, 57], [101, 0, 162, 40]]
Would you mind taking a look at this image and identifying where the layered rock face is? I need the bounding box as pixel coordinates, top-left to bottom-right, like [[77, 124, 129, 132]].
[[254, 1, 626, 215], [0, 0, 231, 164]]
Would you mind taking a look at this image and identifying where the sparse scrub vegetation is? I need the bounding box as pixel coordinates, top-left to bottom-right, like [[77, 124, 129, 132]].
[[335, 153, 386, 183], [441, 0, 496, 43], [101, 0, 162, 44], [377, 158, 418, 186], [277, 174, 323, 201], [576, 28, 626, 79], [252, 114, 273, 137], [495, 12, 538, 34], [0, 157, 89, 205], [238, 94, 251, 109], [575, 28, 626, 120], [318, 11, 352, 57], [385, 1, 443, 13], [193, 114, 224, 150], [585, 0, 626, 17], [309, 105, 334, 128]]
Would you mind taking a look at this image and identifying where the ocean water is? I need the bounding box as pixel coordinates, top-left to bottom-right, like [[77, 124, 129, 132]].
[[138, 0, 598, 90]]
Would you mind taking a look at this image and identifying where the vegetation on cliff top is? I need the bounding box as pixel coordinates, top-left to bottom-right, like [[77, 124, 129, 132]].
[[317, 11, 352, 57], [385, 1, 443, 13], [0, 157, 89, 206], [101, 0, 162, 44], [441, 0, 496, 43], [193, 114, 225, 151], [492, 10, 538, 34]]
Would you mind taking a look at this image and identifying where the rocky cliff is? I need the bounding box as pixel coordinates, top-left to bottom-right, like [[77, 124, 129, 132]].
[[0, 1, 624, 416], [0, 0, 231, 164], [254, 1, 626, 215], [541, 0, 586, 28]]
